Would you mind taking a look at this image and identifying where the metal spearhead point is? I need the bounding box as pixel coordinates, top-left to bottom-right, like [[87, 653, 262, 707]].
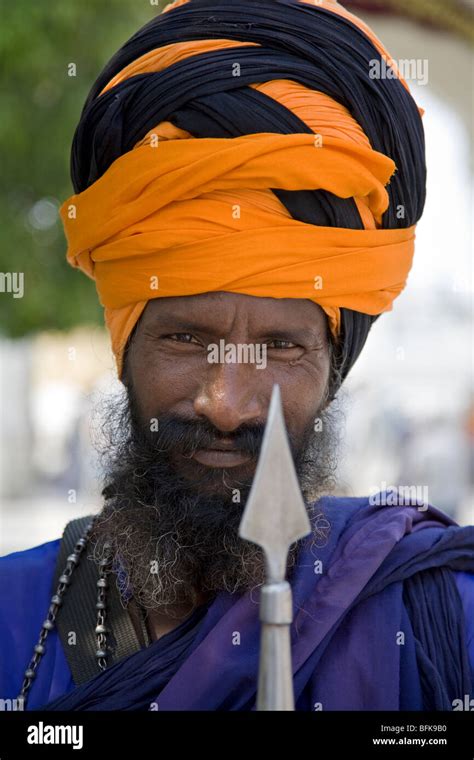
[[239, 384, 311, 583]]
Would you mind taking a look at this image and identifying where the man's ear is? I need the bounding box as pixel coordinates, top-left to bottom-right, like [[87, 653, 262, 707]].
[[324, 328, 342, 407]]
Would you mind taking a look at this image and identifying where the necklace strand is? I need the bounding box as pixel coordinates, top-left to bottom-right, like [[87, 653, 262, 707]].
[[17, 519, 113, 708]]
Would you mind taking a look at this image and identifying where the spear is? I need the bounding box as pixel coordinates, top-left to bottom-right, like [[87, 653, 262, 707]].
[[239, 384, 311, 710]]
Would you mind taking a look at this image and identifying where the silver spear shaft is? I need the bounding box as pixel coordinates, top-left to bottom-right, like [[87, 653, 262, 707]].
[[239, 384, 311, 710]]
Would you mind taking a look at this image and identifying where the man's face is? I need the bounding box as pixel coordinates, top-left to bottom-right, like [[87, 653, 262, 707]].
[[125, 291, 331, 488], [92, 292, 337, 610]]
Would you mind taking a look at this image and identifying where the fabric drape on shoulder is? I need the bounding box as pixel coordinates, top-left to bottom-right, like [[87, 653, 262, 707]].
[[36, 497, 474, 711]]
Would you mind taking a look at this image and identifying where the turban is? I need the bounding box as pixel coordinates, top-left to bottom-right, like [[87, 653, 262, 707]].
[[60, 0, 426, 379]]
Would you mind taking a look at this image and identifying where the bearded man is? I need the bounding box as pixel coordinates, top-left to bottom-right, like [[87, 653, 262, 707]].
[[1, 0, 473, 712]]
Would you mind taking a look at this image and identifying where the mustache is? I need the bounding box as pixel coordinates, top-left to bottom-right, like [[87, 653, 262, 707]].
[[135, 412, 267, 460]]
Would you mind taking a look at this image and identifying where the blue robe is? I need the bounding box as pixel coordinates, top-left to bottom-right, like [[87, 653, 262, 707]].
[[1, 496, 473, 710]]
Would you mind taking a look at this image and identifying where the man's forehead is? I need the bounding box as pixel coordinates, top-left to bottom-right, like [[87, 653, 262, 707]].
[[142, 292, 327, 330]]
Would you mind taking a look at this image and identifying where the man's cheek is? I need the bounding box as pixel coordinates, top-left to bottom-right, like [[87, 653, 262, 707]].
[[131, 366, 193, 421]]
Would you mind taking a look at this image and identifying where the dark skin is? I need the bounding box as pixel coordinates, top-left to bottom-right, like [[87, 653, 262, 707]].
[[124, 291, 331, 642]]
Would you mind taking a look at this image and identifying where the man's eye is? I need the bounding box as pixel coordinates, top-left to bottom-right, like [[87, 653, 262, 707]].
[[267, 339, 297, 349], [165, 333, 200, 344]]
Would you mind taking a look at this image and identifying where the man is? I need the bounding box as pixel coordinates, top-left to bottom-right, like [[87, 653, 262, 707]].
[[1, 0, 473, 711]]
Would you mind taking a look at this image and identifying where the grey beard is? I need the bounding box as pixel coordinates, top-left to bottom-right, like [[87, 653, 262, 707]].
[[89, 388, 341, 614]]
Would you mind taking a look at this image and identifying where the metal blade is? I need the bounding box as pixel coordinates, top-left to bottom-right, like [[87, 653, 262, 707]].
[[239, 384, 311, 583]]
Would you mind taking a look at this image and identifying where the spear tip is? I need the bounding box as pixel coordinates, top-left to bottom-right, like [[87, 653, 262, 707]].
[[239, 384, 311, 581]]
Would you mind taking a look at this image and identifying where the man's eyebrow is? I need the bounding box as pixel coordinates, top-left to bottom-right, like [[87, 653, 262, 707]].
[[148, 315, 211, 332], [258, 327, 324, 344]]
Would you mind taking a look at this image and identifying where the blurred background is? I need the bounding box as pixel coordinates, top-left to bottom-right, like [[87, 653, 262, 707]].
[[1, 0, 473, 553]]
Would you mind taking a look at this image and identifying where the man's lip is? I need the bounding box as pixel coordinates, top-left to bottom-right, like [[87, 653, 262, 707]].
[[191, 448, 252, 468], [202, 439, 240, 451]]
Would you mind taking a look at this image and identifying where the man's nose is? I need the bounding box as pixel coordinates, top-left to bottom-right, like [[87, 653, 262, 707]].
[[193, 364, 265, 433]]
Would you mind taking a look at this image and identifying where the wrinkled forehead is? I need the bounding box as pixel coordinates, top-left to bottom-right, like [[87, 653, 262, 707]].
[[138, 292, 329, 337]]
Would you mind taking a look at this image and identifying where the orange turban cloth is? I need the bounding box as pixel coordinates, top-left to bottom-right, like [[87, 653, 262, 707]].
[[60, 0, 426, 377]]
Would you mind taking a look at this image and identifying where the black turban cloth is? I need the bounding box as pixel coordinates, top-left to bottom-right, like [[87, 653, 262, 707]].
[[69, 0, 426, 382]]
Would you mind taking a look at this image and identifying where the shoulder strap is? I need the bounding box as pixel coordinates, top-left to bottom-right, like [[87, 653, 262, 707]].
[[51, 515, 148, 686]]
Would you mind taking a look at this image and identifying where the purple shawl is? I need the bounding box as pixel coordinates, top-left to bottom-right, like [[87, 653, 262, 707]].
[[42, 496, 474, 711]]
